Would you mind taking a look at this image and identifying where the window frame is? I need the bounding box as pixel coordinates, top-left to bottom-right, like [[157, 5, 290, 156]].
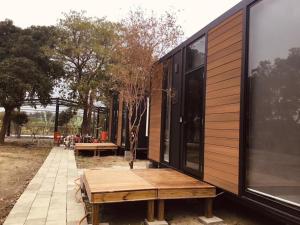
[[185, 36, 206, 74], [240, 0, 300, 220]]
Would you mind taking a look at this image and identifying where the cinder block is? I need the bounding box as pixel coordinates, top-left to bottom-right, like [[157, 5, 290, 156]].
[[144, 219, 169, 225], [198, 216, 224, 225]]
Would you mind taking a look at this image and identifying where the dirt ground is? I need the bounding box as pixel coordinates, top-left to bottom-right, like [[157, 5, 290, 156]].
[[76, 154, 285, 225], [0, 139, 51, 225]]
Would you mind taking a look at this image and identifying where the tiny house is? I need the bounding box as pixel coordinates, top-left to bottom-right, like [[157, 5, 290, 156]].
[[148, 0, 300, 223]]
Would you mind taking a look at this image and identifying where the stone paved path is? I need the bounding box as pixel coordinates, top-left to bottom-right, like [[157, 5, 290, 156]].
[[4, 147, 87, 225]]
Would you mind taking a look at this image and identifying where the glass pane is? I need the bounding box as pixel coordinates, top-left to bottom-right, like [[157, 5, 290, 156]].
[[247, 0, 300, 206], [184, 68, 203, 171], [186, 37, 206, 71], [162, 63, 172, 162]]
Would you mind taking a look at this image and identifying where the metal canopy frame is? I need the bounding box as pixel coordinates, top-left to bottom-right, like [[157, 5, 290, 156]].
[[8, 97, 109, 138]]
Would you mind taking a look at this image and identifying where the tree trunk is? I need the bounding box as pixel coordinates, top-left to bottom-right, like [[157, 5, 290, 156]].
[[0, 108, 13, 144], [87, 105, 92, 136], [81, 107, 90, 136], [81, 102, 93, 136], [129, 160, 134, 169], [129, 123, 138, 169], [17, 126, 21, 138], [81, 93, 91, 136]]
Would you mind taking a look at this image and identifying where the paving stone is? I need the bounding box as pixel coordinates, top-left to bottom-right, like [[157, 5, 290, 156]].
[[45, 221, 66, 225], [27, 207, 48, 220], [31, 198, 51, 208], [67, 209, 85, 221], [3, 215, 27, 225], [47, 211, 66, 221], [3, 221, 25, 225], [8, 211, 28, 218], [36, 191, 52, 198], [198, 216, 224, 225], [3, 147, 87, 225], [24, 218, 46, 225], [9, 208, 30, 216], [26, 183, 41, 191]]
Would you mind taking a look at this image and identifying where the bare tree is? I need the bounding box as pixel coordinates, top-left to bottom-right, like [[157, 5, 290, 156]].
[[111, 9, 183, 168]]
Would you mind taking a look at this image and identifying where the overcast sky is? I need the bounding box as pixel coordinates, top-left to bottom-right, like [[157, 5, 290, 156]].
[[0, 0, 241, 39]]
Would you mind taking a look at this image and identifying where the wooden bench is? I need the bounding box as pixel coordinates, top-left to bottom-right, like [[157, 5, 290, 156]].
[[75, 143, 118, 156], [81, 168, 216, 224]]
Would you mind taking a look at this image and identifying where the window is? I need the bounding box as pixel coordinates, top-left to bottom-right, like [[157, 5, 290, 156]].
[[247, 0, 300, 206], [186, 37, 206, 71]]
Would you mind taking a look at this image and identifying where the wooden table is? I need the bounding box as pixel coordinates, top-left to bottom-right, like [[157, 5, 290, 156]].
[[75, 143, 118, 156], [82, 168, 216, 224]]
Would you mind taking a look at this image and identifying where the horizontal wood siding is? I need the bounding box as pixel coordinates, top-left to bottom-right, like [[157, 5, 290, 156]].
[[148, 64, 163, 162], [204, 11, 243, 194]]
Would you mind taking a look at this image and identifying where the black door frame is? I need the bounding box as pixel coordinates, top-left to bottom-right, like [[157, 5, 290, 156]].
[[160, 35, 207, 180], [160, 50, 183, 168], [169, 50, 183, 169], [180, 65, 205, 178], [180, 36, 206, 178]]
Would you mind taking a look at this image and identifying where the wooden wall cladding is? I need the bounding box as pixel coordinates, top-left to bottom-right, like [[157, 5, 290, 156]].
[[204, 11, 243, 194], [148, 64, 163, 162], [116, 93, 123, 147]]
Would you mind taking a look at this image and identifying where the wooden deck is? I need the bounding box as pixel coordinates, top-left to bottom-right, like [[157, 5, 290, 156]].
[[82, 168, 216, 224], [133, 169, 215, 199], [75, 143, 118, 156]]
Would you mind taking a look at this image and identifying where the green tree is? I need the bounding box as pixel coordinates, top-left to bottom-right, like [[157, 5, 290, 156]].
[[53, 11, 118, 135], [0, 20, 64, 143]]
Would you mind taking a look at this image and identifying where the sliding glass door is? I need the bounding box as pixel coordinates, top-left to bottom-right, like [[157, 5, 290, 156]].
[[182, 36, 206, 175], [183, 67, 204, 172]]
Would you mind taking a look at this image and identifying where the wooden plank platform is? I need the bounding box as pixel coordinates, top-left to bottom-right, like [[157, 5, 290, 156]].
[[82, 169, 156, 203], [82, 168, 216, 224], [75, 143, 118, 156], [133, 169, 216, 199]]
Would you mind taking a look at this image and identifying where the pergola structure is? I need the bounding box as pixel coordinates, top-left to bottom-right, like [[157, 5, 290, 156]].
[[51, 98, 108, 138]]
